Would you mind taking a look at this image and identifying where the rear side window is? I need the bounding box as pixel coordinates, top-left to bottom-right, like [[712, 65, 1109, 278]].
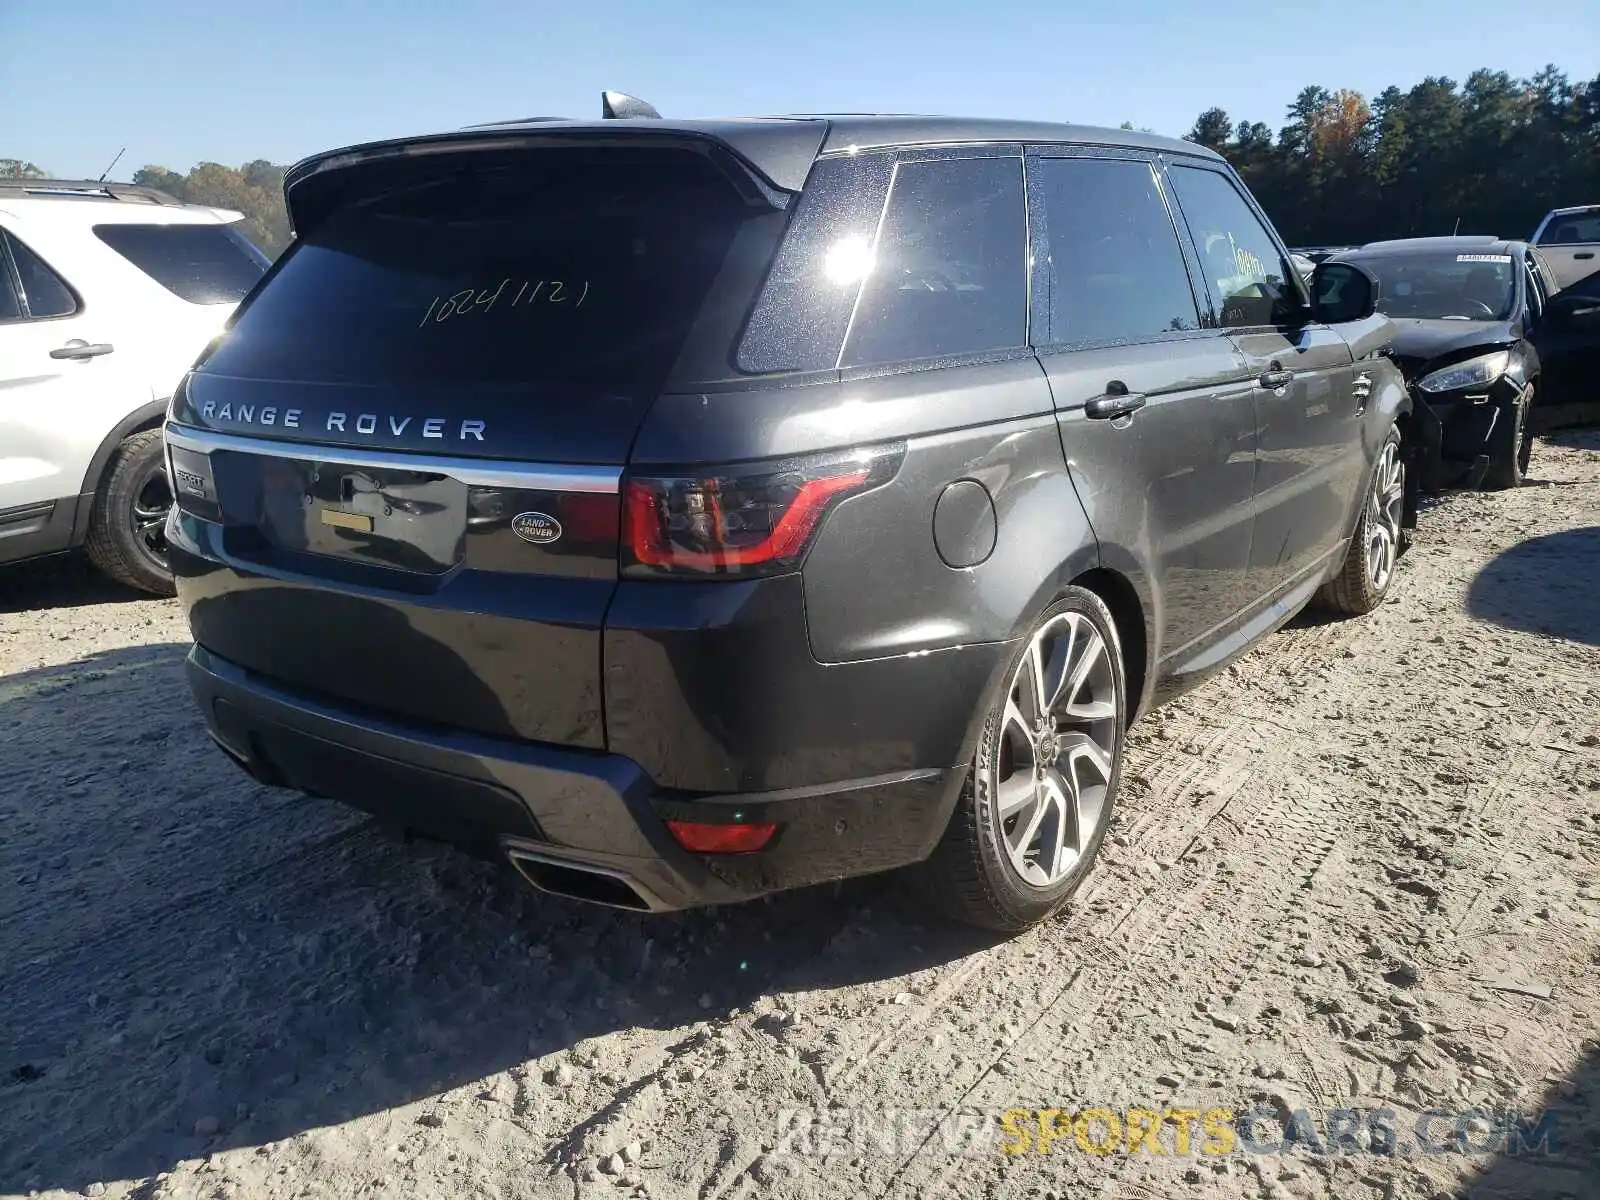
[[94, 223, 269, 304], [1033, 157, 1200, 344], [1167, 166, 1298, 328], [203, 147, 760, 389], [3, 232, 78, 318], [841, 157, 1026, 368]]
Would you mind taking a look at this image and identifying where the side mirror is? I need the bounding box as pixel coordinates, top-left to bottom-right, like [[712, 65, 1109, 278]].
[[1547, 292, 1600, 329], [1310, 261, 1379, 324]]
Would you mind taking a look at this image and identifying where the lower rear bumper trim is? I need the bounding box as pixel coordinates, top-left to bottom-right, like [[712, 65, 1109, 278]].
[[185, 643, 960, 910]]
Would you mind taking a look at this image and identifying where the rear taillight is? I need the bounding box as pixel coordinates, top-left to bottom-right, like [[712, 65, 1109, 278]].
[[621, 444, 902, 578]]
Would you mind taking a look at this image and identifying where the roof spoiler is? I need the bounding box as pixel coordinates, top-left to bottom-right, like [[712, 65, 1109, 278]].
[[601, 91, 661, 120]]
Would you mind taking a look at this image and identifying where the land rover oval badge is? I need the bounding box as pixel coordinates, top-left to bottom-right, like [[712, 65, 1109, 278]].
[[511, 511, 562, 545]]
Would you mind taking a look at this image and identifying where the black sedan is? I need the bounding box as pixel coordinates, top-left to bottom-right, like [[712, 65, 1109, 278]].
[[1330, 236, 1600, 490]]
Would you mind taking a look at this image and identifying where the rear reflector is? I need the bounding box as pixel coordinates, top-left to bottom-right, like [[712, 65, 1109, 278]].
[[621, 444, 902, 578], [665, 819, 778, 854]]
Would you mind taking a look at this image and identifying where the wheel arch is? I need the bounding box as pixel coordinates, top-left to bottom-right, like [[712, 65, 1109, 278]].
[[71, 398, 168, 545], [1069, 566, 1151, 726]]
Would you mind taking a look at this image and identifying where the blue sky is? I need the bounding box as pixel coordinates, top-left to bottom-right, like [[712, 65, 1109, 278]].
[[6, 0, 1598, 178]]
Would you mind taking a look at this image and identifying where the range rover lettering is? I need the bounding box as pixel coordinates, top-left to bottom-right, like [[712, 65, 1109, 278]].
[[166, 97, 1412, 931]]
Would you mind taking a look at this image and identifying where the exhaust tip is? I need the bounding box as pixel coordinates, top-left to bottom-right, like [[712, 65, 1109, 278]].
[[505, 848, 657, 912]]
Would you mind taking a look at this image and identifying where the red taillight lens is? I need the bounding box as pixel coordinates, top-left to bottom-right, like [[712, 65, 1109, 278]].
[[666, 819, 778, 854], [622, 444, 902, 577]]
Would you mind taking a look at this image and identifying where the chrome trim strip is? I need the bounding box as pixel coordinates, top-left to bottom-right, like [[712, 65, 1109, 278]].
[[163, 423, 620, 494]]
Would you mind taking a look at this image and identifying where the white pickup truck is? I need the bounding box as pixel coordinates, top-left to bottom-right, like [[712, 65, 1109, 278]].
[[1530, 205, 1600, 291]]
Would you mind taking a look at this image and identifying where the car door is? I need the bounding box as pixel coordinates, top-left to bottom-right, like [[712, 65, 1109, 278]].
[[0, 226, 140, 524], [1527, 246, 1600, 417], [1027, 148, 1258, 662], [1163, 163, 1363, 598]]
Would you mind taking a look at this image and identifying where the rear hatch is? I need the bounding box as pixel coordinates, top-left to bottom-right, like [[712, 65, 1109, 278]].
[[170, 137, 793, 748]]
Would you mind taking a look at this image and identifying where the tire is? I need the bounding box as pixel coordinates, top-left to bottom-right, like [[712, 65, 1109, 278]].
[[83, 428, 176, 596], [1482, 386, 1532, 491], [911, 587, 1127, 932], [1318, 424, 1405, 617]]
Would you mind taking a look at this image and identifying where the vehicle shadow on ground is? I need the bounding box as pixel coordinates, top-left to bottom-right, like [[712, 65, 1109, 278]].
[[1457, 1045, 1598, 1199], [1465, 525, 1600, 645], [0, 553, 149, 615], [0, 644, 998, 1192]]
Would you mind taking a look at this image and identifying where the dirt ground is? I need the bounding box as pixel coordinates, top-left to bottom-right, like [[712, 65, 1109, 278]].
[[2, 430, 1597, 1200]]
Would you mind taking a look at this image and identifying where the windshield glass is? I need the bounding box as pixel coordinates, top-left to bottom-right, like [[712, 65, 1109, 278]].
[[1357, 252, 1517, 321]]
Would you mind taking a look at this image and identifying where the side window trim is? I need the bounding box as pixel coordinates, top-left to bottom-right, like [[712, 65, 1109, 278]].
[[1024, 145, 1219, 351], [0, 232, 26, 321], [1162, 160, 1308, 332], [835, 145, 1032, 375]]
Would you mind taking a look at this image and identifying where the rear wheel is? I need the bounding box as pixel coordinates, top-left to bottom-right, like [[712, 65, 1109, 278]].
[[913, 587, 1126, 932], [1482, 386, 1532, 491], [83, 428, 175, 596], [1318, 425, 1405, 616]]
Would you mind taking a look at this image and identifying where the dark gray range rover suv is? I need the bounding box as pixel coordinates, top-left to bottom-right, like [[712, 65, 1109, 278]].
[[165, 106, 1411, 930]]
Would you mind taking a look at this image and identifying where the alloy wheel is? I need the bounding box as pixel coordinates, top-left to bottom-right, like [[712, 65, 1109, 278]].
[[988, 611, 1119, 888], [1365, 440, 1404, 592], [130, 462, 173, 571]]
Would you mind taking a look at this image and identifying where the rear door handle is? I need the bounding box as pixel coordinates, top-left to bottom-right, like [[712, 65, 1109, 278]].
[[49, 340, 115, 361], [1574, 251, 1594, 260], [1258, 369, 1295, 390], [1084, 391, 1147, 420]]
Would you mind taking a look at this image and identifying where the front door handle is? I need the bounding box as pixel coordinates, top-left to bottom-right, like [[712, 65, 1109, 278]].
[[1085, 390, 1148, 420], [1258, 368, 1295, 390], [49, 340, 115, 361]]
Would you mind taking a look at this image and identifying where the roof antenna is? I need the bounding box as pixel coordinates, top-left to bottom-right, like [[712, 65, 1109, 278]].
[[97, 146, 127, 183], [1452, 217, 1462, 235], [601, 91, 661, 120]]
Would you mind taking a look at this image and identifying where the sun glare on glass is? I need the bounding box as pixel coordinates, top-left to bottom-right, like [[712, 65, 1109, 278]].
[[823, 236, 876, 285]]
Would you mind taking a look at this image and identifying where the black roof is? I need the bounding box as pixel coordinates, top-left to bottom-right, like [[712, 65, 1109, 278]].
[[1341, 235, 1527, 259], [287, 114, 1222, 196]]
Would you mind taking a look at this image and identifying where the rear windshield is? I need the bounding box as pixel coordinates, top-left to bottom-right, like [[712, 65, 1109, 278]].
[[202, 147, 756, 389], [94, 222, 269, 304]]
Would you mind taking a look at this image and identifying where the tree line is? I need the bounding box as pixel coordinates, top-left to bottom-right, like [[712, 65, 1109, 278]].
[[1185, 66, 1600, 246], [6, 65, 1599, 256]]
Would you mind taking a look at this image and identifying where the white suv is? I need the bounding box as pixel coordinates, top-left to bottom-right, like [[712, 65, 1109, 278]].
[[0, 179, 270, 593]]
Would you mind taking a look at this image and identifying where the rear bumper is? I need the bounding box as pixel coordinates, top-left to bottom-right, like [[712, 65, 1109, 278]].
[[187, 643, 963, 910]]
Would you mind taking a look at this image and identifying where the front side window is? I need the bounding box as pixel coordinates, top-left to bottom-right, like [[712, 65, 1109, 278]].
[[1525, 259, 1545, 320], [1033, 156, 1200, 345], [841, 156, 1026, 368], [1167, 166, 1297, 329], [4, 232, 77, 318], [1537, 208, 1600, 245]]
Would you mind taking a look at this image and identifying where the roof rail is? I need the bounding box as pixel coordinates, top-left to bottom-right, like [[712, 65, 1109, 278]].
[[460, 116, 572, 129], [0, 178, 183, 205]]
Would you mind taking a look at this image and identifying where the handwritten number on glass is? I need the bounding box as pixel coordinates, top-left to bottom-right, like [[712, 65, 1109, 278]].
[[418, 279, 590, 327]]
